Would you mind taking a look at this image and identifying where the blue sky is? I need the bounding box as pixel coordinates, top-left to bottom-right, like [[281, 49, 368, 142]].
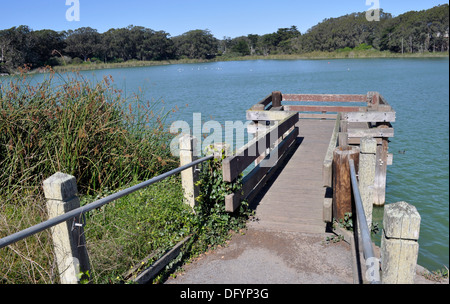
[[0, 0, 448, 38]]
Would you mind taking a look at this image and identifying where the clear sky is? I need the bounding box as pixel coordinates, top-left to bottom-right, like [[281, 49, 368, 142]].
[[0, 0, 448, 38]]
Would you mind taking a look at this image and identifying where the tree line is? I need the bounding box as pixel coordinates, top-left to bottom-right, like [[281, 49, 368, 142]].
[[0, 4, 448, 73]]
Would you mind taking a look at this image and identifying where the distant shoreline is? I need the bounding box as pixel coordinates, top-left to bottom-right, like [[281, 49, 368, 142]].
[[52, 51, 450, 73], [3, 50, 448, 76]]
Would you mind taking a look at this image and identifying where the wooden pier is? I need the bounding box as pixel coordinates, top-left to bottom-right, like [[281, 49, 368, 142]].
[[249, 119, 336, 234], [223, 91, 396, 235]]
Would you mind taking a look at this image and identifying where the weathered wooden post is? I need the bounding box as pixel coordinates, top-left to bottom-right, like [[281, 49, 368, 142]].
[[43, 172, 90, 284], [381, 201, 421, 284], [338, 119, 349, 147], [332, 145, 360, 220], [374, 137, 389, 206], [179, 134, 199, 209], [359, 137, 377, 230], [271, 91, 282, 109]]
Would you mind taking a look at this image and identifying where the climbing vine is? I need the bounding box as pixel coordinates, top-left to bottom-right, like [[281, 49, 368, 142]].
[[192, 149, 252, 252]]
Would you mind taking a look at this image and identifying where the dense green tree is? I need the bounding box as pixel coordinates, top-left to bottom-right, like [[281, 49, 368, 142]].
[[65, 27, 101, 62], [31, 29, 66, 66], [379, 4, 449, 53], [0, 25, 35, 72], [172, 29, 218, 59]]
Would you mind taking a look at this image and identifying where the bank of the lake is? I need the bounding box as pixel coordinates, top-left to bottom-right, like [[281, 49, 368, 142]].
[[43, 50, 448, 74]]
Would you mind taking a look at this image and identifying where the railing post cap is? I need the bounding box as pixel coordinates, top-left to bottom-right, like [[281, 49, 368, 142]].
[[360, 137, 377, 154], [383, 201, 421, 240], [179, 134, 198, 151], [43, 172, 78, 201]]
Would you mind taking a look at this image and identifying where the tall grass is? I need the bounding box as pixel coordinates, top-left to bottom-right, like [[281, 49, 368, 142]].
[[0, 68, 177, 194], [0, 67, 180, 283]]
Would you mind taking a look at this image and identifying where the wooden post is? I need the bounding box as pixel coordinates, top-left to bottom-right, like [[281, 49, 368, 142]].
[[359, 137, 377, 230], [272, 91, 282, 108], [179, 135, 199, 209], [374, 138, 389, 206], [338, 119, 348, 147], [43, 172, 90, 284], [381, 201, 421, 284], [332, 146, 360, 221]]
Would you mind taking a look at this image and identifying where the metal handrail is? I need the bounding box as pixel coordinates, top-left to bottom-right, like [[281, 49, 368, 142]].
[[0, 155, 214, 250], [349, 159, 381, 284]]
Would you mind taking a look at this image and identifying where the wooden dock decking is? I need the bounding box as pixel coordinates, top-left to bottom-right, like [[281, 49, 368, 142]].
[[249, 119, 336, 234]]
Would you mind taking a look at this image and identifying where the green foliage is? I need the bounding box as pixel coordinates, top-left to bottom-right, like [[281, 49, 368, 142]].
[[422, 267, 449, 282], [336, 212, 354, 231], [192, 152, 251, 253], [0, 70, 177, 194], [81, 175, 192, 284], [172, 29, 218, 60], [323, 234, 344, 244]]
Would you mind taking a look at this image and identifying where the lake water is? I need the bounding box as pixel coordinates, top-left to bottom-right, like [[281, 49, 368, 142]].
[[23, 58, 450, 272]]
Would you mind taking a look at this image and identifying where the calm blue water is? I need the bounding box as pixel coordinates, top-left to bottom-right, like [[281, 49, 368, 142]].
[[22, 58, 450, 272]]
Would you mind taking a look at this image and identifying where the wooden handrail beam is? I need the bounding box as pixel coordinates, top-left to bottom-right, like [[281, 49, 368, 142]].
[[282, 94, 368, 103], [222, 113, 299, 183], [284, 105, 363, 113]]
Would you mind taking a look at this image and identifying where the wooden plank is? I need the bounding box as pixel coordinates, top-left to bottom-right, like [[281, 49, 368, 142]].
[[133, 236, 191, 284], [282, 94, 367, 103], [343, 111, 396, 123], [250, 119, 336, 234], [347, 128, 394, 138], [246, 109, 295, 121], [284, 105, 363, 113], [299, 113, 337, 119], [348, 137, 382, 145], [222, 113, 298, 182], [323, 115, 341, 187]]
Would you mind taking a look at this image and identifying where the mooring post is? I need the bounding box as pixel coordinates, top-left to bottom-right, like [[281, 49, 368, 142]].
[[332, 145, 360, 221], [43, 172, 90, 284], [359, 137, 377, 230], [381, 201, 421, 284], [179, 134, 199, 209]]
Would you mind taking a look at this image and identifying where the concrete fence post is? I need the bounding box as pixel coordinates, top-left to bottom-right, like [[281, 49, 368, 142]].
[[359, 137, 377, 230], [43, 172, 90, 284], [179, 134, 199, 209], [381, 201, 421, 284]]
